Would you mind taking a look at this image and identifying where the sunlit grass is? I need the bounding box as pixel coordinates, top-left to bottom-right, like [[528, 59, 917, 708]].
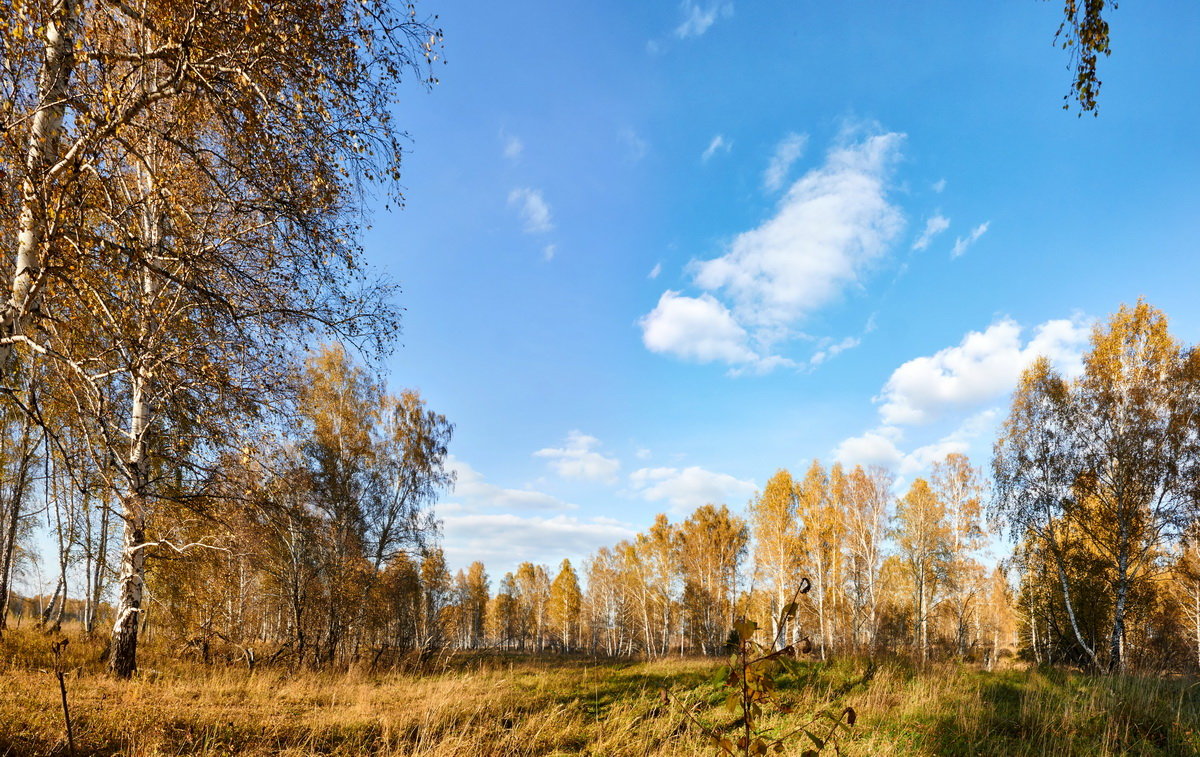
[[2, 628, 1198, 755]]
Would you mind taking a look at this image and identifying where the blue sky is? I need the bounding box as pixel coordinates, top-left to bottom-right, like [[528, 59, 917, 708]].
[[363, 0, 1200, 579]]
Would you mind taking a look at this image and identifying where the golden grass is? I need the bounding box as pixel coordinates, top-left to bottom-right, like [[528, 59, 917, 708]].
[[2, 628, 1198, 756]]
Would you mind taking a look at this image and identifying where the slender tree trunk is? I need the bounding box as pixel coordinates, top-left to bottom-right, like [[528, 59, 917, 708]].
[[0, 418, 38, 633], [110, 375, 151, 678], [1029, 587, 1042, 665], [1046, 529, 1099, 668], [640, 592, 653, 657], [5, 0, 78, 370], [1190, 585, 1200, 667], [0, 490, 22, 632], [918, 575, 927, 662], [1110, 553, 1130, 672], [86, 499, 109, 635], [49, 463, 70, 632], [867, 550, 878, 650], [82, 493, 94, 634], [40, 575, 63, 626], [991, 614, 1000, 671], [1194, 583, 1200, 670], [816, 553, 827, 660]]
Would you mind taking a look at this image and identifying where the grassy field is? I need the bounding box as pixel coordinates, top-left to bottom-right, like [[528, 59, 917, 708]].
[[2, 629, 1199, 756]]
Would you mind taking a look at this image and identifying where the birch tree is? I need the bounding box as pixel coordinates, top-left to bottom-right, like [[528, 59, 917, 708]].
[[749, 469, 799, 648], [931, 453, 985, 655], [995, 301, 1200, 671], [994, 356, 1100, 666], [548, 559, 582, 652], [4, 0, 444, 677], [0, 0, 442, 378], [798, 460, 842, 658], [844, 465, 891, 650], [894, 477, 951, 661], [677, 504, 747, 653]]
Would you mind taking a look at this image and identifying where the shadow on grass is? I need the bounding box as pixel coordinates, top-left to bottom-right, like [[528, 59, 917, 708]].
[[920, 669, 1200, 757]]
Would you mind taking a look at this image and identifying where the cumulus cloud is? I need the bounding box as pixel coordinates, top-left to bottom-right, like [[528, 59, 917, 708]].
[[648, 263, 662, 280], [835, 316, 1092, 477], [675, 1, 733, 38], [640, 131, 905, 373], [508, 187, 553, 233], [542, 244, 557, 262], [445, 456, 576, 512], [912, 214, 950, 251], [629, 466, 757, 510], [951, 221, 990, 258], [640, 290, 768, 367], [762, 132, 808, 192], [534, 430, 621, 483], [876, 316, 1091, 426], [898, 410, 998, 475], [932, 178, 946, 193], [695, 132, 905, 330], [702, 134, 732, 162], [833, 427, 905, 470], [835, 411, 998, 475]]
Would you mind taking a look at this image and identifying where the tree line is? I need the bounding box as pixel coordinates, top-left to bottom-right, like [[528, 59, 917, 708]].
[[10, 300, 1200, 674], [432, 302, 1200, 672]]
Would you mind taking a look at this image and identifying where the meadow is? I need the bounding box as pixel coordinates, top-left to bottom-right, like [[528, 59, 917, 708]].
[[2, 628, 1198, 756]]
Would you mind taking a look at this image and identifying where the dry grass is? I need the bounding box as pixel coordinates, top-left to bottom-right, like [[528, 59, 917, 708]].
[[2, 628, 1199, 756]]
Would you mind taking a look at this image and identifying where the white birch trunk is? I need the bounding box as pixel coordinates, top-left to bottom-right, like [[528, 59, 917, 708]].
[[1193, 583, 1200, 669], [816, 553, 827, 660], [110, 373, 150, 677], [111, 164, 165, 676], [5, 0, 77, 368]]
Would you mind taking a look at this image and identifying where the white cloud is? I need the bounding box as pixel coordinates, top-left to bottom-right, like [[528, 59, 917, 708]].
[[648, 262, 662, 279], [932, 178, 947, 193], [702, 134, 731, 162], [912, 214, 950, 251], [543, 244, 557, 262], [508, 187, 553, 233], [694, 132, 905, 331], [762, 132, 808, 192], [534, 430, 621, 484], [441, 513, 636, 577], [950, 221, 990, 258], [629, 466, 756, 510], [640, 290, 761, 366], [833, 427, 904, 469], [897, 410, 997, 475], [877, 316, 1091, 426], [836, 316, 1091, 478], [808, 335, 861, 368], [636, 447, 652, 460], [835, 411, 999, 476], [641, 131, 905, 373], [675, 1, 733, 38], [445, 455, 576, 512], [502, 134, 524, 161]]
